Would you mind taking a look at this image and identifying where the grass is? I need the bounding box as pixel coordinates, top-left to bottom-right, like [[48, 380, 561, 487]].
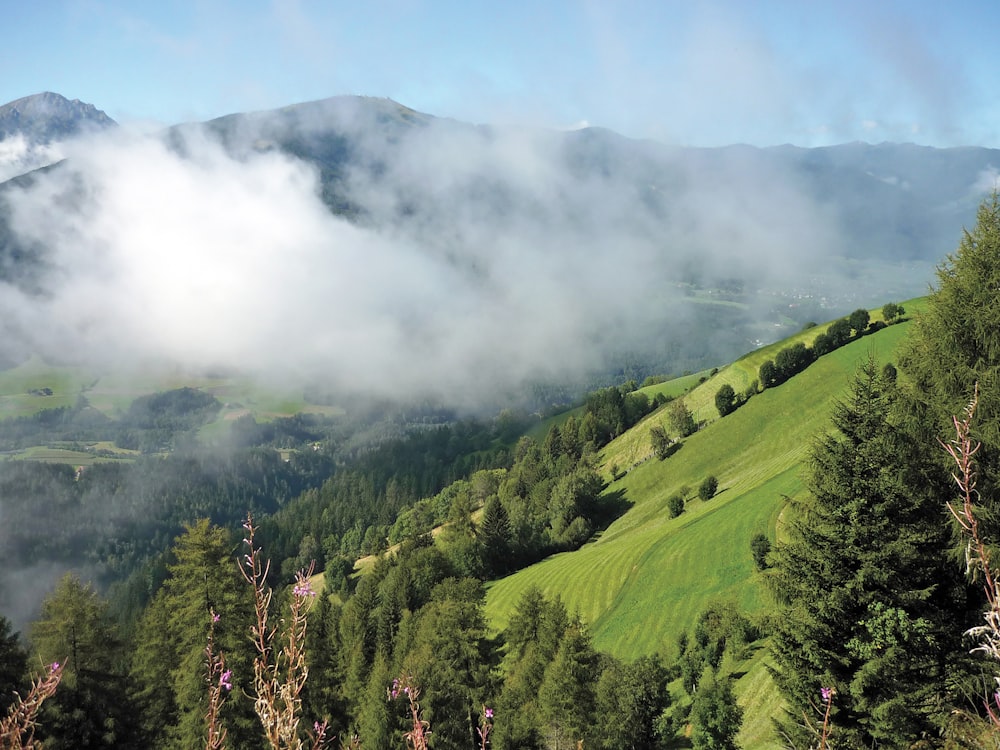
[[483, 303, 921, 749]]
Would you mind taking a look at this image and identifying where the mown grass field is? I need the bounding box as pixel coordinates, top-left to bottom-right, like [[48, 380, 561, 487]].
[[484, 301, 922, 748]]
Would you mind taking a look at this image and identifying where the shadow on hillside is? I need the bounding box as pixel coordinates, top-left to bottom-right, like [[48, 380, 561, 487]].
[[589, 487, 631, 538]]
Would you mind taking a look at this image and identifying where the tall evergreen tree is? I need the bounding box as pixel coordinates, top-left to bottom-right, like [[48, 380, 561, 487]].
[[130, 520, 258, 750], [537, 621, 599, 750], [0, 615, 27, 715], [769, 357, 967, 746], [30, 573, 141, 749], [398, 579, 490, 750], [898, 192, 1000, 544], [595, 655, 670, 750]]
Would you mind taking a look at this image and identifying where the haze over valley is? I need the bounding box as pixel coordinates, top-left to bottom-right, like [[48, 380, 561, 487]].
[[0, 92, 992, 409]]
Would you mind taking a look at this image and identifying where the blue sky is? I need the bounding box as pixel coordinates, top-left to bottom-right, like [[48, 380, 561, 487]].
[[1, 0, 998, 146]]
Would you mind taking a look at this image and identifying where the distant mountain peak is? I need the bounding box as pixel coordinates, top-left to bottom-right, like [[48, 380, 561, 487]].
[[0, 92, 116, 143]]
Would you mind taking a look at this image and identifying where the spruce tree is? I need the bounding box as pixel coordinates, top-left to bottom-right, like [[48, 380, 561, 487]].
[[768, 357, 966, 746], [898, 192, 1000, 544]]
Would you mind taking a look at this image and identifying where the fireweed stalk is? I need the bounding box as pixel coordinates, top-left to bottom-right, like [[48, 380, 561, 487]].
[[0, 660, 63, 750], [239, 513, 331, 750], [477, 704, 494, 749], [940, 386, 1000, 725], [389, 675, 430, 750], [205, 610, 230, 750]]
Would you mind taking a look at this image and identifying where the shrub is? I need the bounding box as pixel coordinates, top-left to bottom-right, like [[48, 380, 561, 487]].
[[715, 385, 737, 417], [698, 476, 718, 501], [750, 533, 771, 570], [668, 494, 685, 518]]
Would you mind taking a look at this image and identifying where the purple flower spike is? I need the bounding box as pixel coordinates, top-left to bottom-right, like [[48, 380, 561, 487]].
[[220, 669, 233, 691], [484, 707, 494, 719], [821, 686, 833, 703]]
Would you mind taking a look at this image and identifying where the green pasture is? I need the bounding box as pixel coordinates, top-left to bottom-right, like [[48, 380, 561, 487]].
[[1, 445, 133, 465], [0, 356, 347, 442], [484, 305, 919, 748]]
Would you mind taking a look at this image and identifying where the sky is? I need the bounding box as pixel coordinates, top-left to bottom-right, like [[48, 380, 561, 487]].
[[1, 0, 998, 147]]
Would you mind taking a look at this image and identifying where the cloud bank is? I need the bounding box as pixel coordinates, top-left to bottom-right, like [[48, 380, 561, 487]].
[[0, 108, 941, 407]]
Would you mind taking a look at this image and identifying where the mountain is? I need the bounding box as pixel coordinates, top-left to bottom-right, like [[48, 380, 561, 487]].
[[0, 91, 116, 143]]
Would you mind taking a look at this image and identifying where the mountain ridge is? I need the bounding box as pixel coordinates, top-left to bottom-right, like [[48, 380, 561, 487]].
[[0, 91, 116, 143]]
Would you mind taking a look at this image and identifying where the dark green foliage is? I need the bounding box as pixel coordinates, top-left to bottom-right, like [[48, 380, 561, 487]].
[[537, 621, 599, 749], [698, 475, 718, 501], [897, 193, 1000, 542], [848, 308, 871, 336], [130, 520, 257, 749], [118, 387, 221, 451], [494, 589, 569, 750], [774, 342, 814, 381], [769, 358, 967, 746], [30, 574, 142, 749], [0, 615, 27, 715], [881, 301, 903, 322], [759, 359, 778, 389], [750, 532, 771, 571], [668, 493, 685, 518], [595, 655, 670, 750], [827, 317, 852, 347], [398, 579, 491, 750], [650, 424, 678, 459], [497, 437, 608, 567], [668, 398, 697, 437], [812, 331, 834, 356], [583, 383, 657, 446], [714, 384, 737, 417], [479, 495, 513, 577], [691, 671, 742, 750]]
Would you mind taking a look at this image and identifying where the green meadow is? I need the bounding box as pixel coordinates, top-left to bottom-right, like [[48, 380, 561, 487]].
[[484, 302, 921, 748]]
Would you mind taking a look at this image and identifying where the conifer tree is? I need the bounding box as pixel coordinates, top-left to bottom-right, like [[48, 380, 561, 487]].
[[769, 357, 966, 746], [898, 192, 1000, 543], [30, 573, 141, 749], [537, 621, 599, 750], [130, 519, 257, 749], [0, 615, 27, 715], [494, 588, 568, 750]]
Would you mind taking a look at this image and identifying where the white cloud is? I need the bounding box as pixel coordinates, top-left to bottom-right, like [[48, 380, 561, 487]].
[[0, 133, 63, 182], [0, 113, 857, 407]]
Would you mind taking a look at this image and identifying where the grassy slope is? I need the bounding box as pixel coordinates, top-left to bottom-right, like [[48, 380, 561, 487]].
[[484, 301, 923, 748], [0, 360, 346, 461]]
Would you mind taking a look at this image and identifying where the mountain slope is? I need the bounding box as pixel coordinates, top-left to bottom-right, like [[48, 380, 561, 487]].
[[0, 92, 116, 142], [483, 305, 920, 747]]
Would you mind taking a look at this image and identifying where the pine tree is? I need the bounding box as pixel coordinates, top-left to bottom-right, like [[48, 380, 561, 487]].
[[398, 580, 489, 750], [768, 358, 967, 746]]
